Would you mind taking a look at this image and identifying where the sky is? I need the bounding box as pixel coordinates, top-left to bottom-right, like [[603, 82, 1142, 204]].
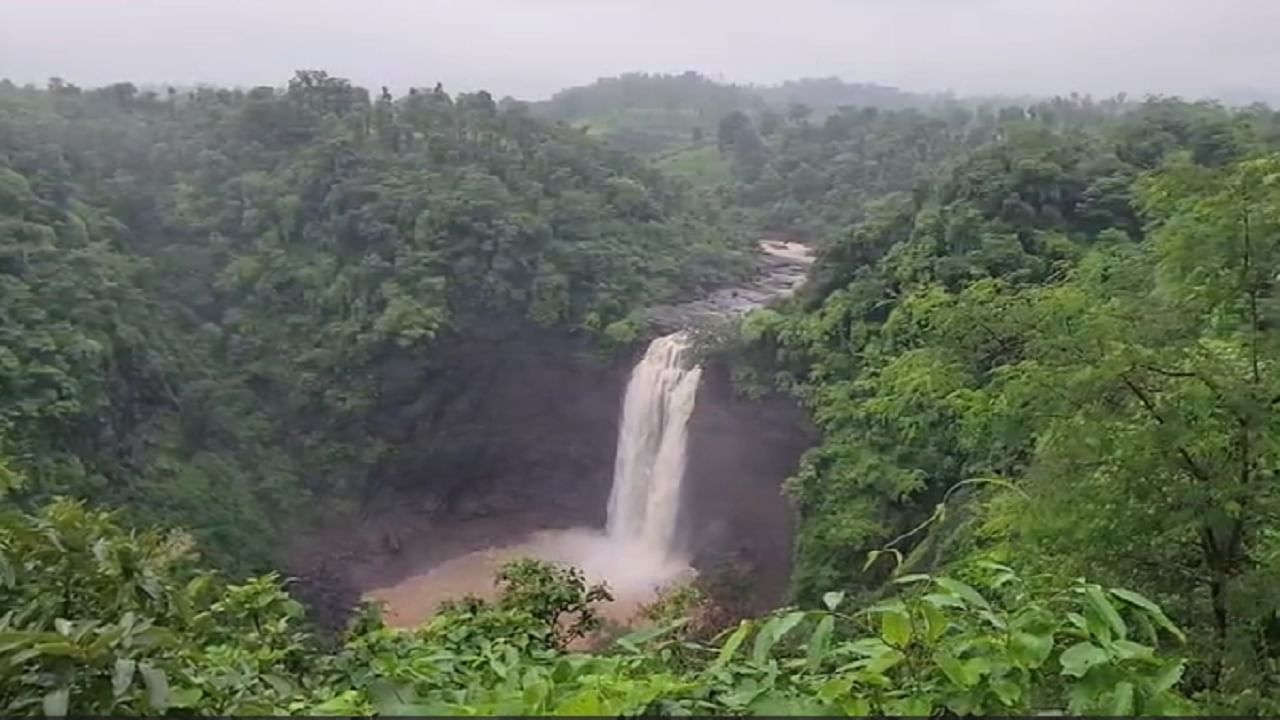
[[2, 0, 1278, 102]]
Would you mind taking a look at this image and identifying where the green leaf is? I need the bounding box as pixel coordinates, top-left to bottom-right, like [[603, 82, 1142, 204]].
[[369, 680, 418, 716], [522, 677, 549, 711], [923, 592, 966, 609], [750, 690, 826, 715], [886, 695, 933, 716], [979, 608, 1009, 631], [806, 616, 834, 671], [554, 689, 603, 716], [168, 686, 204, 708], [617, 618, 686, 650], [750, 611, 806, 663], [1109, 681, 1135, 715], [721, 678, 764, 707], [891, 573, 931, 585], [976, 559, 1015, 574], [822, 591, 845, 611], [963, 656, 992, 682], [1085, 585, 1127, 640], [551, 658, 574, 684], [139, 663, 169, 711], [714, 619, 753, 669], [863, 548, 902, 572], [1149, 659, 1185, 694], [43, 686, 69, 717], [864, 647, 905, 674], [1111, 639, 1154, 661], [934, 577, 991, 610], [1009, 631, 1054, 669], [32, 641, 79, 657], [263, 673, 296, 696], [112, 659, 136, 697], [818, 677, 852, 701], [990, 570, 1018, 589], [920, 599, 948, 642], [880, 609, 912, 649], [839, 696, 872, 716], [1131, 607, 1159, 646], [773, 611, 807, 644], [1059, 641, 1108, 678], [752, 619, 779, 664], [1110, 588, 1186, 643], [488, 651, 509, 679], [991, 677, 1023, 706], [936, 651, 976, 688]]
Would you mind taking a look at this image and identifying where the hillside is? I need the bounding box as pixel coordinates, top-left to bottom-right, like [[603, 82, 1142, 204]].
[[0, 72, 750, 571], [533, 71, 946, 156], [4, 65, 1280, 716]]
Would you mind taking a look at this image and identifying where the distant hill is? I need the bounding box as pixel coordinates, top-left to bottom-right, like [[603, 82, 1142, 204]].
[[531, 72, 762, 155], [532, 72, 945, 155], [753, 76, 940, 114]]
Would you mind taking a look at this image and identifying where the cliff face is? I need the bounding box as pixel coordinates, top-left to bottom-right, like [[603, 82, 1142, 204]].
[[286, 326, 632, 627], [683, 363, 815, 611], [287, 327, 813, 626], [354, 240, 816, 540], [367, 326, 632, 527], [362, 325, 812, 572], [287, 241, 817, 626]]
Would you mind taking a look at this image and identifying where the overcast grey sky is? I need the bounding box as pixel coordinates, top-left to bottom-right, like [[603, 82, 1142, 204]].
[[2, 0, 1278, 101]]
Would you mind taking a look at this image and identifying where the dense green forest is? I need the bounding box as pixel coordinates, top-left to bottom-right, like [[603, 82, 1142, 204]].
[[548, 73, 1280, 711], [0, 72, 747, 572], [5, 66, 1280, 715], [727, 93, 1280, 711]]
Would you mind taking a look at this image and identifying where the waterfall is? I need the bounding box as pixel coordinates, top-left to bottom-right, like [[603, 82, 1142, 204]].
[[367, 243, 816, 626], [606, 332, 702, 561]]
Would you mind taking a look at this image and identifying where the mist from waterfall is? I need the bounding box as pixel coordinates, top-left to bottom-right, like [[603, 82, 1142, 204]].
[[365, 243, 812, 629], [606, 332, 702, 560]]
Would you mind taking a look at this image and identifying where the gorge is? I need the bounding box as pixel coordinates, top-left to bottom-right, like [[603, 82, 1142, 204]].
[[2, 66, 1259, 713], [328, 241, 816, 628]]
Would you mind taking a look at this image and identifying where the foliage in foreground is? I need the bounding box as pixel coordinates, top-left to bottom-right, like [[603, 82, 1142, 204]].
[[0, 499, 1189, 715]]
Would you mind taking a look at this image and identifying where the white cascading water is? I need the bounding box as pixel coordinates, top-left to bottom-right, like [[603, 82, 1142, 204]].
[[368, 333, 704, 625], [366, 242, 814, 629], [605, 332, 703, 561]]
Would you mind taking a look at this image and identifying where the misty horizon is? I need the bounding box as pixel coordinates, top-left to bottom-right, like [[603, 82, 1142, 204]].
[[3, 0, 1279, 105]]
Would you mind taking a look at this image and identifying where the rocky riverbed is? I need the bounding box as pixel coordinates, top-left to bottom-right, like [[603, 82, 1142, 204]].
[[646, 240, 814, 330]]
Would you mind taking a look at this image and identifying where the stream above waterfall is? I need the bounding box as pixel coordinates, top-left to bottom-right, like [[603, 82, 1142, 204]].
[[363, 240, 814, 629]]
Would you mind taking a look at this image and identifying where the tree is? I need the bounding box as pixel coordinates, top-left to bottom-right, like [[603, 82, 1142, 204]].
[[729, 96, 1280, 709], [0, 73, 749, 570], [717, 110, 768, 181], [787, 102, 813, 125], [974, 156, 1280, 694]]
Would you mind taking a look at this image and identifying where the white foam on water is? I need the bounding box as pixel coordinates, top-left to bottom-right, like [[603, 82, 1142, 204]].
[[368, 332, 704, 628]]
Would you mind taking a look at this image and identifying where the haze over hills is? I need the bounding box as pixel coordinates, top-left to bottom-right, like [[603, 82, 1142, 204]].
[[4, 1, 1280, 716], [2, 0, 1278, 100]]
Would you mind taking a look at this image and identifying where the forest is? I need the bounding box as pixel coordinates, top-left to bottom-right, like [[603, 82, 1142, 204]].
[[3, 65, 1280, 716]]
